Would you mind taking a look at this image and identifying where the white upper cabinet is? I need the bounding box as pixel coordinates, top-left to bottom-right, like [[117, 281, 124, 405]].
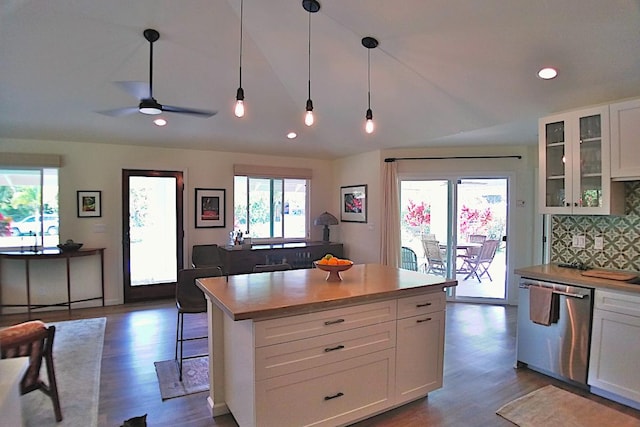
[[539, 106, 624, 215], [610, 98, 640, 180]]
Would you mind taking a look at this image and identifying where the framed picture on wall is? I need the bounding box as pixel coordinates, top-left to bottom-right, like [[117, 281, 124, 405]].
[[340, 184, 367, 223], [195, 188, 226, 228], [77, 190, 102, 218]]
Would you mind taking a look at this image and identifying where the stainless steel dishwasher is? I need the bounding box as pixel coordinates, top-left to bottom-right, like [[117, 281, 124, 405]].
[[516, 278, 594, 386]]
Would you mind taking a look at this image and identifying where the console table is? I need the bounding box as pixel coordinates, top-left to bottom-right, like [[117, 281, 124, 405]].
[[218, 241, 343, 275], [0, 248, 105, 318]]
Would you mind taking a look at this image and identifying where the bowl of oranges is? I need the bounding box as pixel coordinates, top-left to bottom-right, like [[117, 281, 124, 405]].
[[314, 254, 354, 282]]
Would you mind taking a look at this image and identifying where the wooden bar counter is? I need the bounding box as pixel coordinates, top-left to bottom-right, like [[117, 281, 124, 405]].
[[197, 264, 456, 427]]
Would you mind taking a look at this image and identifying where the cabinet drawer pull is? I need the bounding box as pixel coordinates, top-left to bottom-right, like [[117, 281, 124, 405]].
[[324, 318, 345, 326], [324, 344, 345, 352], [416, 317, 432, 323], [416, 302, 432, 308], [324, 392, 344, 401]]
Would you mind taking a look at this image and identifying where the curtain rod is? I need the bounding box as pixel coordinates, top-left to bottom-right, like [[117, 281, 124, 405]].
[[384, 155, 522, 162]]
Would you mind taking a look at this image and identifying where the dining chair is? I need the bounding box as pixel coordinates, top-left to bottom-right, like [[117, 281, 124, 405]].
[[464, 234, 487, 257], [422, 239, 447, 276], [0, 320, 62, 421], [459, 239, 500, 282], [252, 263, 292, 272], [191, 244, 224, 269], [175, 266, 222, 381], [400, 246, 419, 271]]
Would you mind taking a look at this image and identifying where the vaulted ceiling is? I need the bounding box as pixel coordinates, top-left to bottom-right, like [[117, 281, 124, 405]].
[[2, 0, 640, 159]]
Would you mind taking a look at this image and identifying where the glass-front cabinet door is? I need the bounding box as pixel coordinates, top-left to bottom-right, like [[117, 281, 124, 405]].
[[539, 106, 620, 215]]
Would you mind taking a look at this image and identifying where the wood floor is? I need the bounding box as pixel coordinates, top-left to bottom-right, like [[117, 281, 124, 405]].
[[2, 301, 640, 427]]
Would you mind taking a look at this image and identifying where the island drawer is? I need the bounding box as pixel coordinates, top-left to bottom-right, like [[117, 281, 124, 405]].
[[396, 291, 445, 320], [255, 349, 395, 427], [255, 321, 396, 380], [254, 300, 396, 347]]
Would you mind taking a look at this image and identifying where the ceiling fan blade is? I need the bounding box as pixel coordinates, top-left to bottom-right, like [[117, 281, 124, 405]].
[[97, 106, 140, 117], [114, 81, 150, 100], [161, 105, 218, 118]]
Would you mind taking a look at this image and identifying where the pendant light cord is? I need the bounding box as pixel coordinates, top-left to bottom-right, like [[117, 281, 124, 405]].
[[307, 9, 312, 99], [367, 48, 371, 109], [239, 0, 244, 86]]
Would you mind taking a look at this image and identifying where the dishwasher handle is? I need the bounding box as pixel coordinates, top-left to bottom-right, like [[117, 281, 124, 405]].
[[519, 283, 588, 299]]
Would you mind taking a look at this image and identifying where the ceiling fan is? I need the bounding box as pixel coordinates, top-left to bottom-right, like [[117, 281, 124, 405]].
[[99, 29, 217, 118]]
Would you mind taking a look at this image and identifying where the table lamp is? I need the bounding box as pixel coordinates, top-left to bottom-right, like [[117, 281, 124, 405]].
[[314, 211, 338, 242]]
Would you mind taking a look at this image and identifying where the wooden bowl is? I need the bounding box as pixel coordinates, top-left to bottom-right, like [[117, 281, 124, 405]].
[[57, 242, 83, 252], [313, 260, 354, 282]]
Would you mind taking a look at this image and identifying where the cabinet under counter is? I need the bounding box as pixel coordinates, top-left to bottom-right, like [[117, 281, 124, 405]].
[[196, 264, 456, 427]]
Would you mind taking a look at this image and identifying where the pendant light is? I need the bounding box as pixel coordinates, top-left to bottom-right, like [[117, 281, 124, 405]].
[[234, 0, 245, 118], [362, 36, 378, 134], [302, 0, 320, 126]]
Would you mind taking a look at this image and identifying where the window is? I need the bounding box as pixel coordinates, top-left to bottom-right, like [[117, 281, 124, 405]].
[[0, 168, 59, 249], [234, 176, 308, 240]]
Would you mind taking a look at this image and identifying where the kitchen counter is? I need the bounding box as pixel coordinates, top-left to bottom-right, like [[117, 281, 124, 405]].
[[515, 264, 640, 293], [196, 264, 456, 426], [197, 263, 456, 321]]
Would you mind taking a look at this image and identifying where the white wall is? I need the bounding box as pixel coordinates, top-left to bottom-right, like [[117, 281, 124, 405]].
[[1, 138, 538, 309], [1, 138, 334, 307]]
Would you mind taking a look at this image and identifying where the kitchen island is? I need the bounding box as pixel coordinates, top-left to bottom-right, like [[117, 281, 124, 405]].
[[196, 263, 456, 427]]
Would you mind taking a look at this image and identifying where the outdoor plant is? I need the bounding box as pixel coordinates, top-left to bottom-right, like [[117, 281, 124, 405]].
[[459, 204, 493, 239], [403, 200, 431, 236]]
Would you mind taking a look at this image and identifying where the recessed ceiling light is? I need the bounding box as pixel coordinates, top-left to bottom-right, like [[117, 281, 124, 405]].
[[154, 118, 167, 126], [287, 132, 297, 139], [538, 67, 558, 80]]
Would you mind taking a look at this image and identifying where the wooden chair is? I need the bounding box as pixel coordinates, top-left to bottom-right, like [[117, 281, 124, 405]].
[[175, 267, 222, 381], [459, 239, 500, 282], [456, 234, 487, 267], [0, 320, 62, 422], [253, 263, 292, 272], [422, 239, 447, 276], [400, 246, 419, 271]]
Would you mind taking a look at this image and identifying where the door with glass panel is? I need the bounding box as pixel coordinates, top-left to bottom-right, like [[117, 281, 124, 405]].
[[400, 177, 508, 302], [123, 170, 184, 302]]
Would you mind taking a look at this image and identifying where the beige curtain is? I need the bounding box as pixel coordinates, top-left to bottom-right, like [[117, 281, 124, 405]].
[[380, 161, 400, 267]]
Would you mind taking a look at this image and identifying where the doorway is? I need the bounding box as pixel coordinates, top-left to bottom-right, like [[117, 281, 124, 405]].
[[122, 170, 184, 302], [400, 177, 508, 303]]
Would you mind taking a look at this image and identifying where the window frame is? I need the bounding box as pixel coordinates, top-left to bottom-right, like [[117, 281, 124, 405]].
[[0, 167, 59, 250], [234, 174, 310, 243]]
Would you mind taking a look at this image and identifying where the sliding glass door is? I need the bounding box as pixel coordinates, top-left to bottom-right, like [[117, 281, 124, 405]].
[[400, 177, 508, 302]]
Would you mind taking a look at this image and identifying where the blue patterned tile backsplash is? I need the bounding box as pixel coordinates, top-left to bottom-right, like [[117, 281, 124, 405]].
[[551, 182, 640, 272]]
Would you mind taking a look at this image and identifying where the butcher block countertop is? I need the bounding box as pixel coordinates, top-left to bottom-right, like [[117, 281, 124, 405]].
[[196, 263, 457, 321], [515, 264, 640, 293]]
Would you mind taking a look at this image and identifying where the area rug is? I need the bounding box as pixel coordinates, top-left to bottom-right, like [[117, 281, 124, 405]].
[[154, 356, 209, 400], [22, 317, 106, 427], [497, 385, 640, 427]]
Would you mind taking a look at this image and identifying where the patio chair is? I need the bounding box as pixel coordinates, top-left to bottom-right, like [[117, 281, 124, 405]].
[[422, 239, 447, 276], [400, 246, 419, 271], [456, 234, 487, 266], [459, 239, 500, 282]]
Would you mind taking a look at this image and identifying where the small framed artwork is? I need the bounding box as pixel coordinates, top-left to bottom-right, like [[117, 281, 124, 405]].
[[77, 190, 102, 218], [340, 184, 367, 223], [195, 188, 226, 228]]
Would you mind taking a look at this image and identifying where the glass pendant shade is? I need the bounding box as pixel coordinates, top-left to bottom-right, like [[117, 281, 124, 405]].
[[365, 108, 374, 134], [234, 87, 245, 118], [305, 98, 314, 126]]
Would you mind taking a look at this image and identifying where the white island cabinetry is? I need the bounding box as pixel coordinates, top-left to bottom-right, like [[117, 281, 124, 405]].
[[588, 288, 640, 410], [197, 264, 454, 427]]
